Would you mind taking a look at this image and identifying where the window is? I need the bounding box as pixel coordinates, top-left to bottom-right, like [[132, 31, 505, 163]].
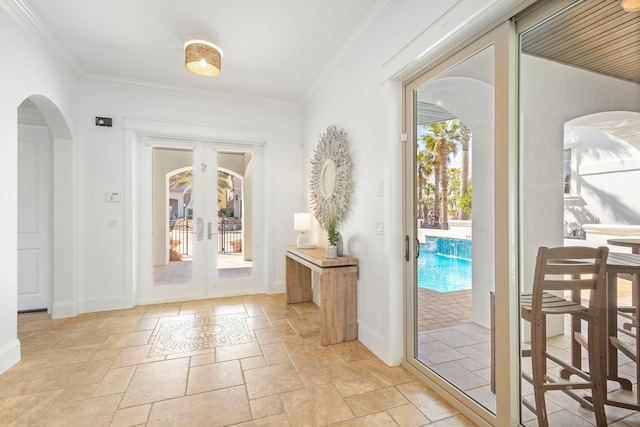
[[563, 148, 572, 195]]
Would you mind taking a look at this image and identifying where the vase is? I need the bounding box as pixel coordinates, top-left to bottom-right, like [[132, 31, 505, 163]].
[[325, 245, 337, 259], [336, 232, 343, 257]]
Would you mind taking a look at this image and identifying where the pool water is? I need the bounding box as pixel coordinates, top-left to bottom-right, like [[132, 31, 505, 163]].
[[418, 240, 472, 292]]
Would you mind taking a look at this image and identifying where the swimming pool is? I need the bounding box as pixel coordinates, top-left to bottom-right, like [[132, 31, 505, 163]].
[[418, 237, 472, 292]]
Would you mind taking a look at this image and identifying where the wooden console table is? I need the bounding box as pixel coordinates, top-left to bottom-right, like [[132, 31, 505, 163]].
[[285, 246, 358, 345]]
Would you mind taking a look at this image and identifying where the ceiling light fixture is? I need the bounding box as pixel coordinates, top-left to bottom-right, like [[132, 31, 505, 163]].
[[184, 40, 223, 77], [621, 0, 640, 12]]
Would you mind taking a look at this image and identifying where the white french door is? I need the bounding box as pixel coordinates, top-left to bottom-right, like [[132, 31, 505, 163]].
[[137, 137, 264, 304]]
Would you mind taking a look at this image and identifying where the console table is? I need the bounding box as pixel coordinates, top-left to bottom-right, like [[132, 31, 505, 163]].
[[285, 246, 358, 345]]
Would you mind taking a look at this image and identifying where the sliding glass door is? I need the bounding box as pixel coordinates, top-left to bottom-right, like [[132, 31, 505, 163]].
[[403, 22, 517, 425]]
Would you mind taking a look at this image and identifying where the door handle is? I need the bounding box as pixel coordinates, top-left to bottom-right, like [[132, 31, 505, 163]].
[[415, 238, 420, 259], [404, 235, 410, 261], [208, 222, 213, 239], [196, 217, 204, 241]]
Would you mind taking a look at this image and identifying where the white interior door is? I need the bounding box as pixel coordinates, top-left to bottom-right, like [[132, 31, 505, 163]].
[[17, 126, 52, 312]]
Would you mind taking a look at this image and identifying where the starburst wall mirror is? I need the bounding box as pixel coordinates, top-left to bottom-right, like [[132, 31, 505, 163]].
[[310, 125, 352, 227]]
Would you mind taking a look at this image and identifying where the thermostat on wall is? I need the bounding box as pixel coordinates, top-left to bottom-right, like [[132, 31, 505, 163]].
[[105, 192, 120, 202]]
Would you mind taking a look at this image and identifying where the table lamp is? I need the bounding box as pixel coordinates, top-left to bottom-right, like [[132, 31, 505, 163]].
[[294, 212, 312, 248]]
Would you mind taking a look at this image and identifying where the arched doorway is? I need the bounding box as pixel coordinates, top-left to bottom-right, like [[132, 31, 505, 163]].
[[17, 95, 74, 318]]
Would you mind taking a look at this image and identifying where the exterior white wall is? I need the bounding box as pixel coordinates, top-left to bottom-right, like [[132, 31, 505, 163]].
[[564, 115, 640, 231], [520, 54, 640, 292]]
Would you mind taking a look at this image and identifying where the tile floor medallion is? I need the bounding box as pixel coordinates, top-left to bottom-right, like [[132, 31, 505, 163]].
[[149, 313, 251, 357]]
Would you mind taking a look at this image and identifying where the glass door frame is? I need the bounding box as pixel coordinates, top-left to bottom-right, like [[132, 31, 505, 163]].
[[402, 21, 520, 426]]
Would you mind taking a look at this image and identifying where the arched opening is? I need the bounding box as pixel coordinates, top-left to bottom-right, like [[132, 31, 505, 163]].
[[17, 95, 74, 319]]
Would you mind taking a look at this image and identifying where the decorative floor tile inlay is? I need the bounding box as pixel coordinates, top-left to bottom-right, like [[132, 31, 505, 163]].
[[149, 314, 251, 357]]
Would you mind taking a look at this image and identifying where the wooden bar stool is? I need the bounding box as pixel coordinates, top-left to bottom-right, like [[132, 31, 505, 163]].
[[521, 246, 608, 427]]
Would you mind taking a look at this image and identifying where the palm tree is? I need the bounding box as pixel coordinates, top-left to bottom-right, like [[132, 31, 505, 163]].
[[170, 170, 193, 212], [424, 120, 460, 228], [458, 122, 471, 220], [448, 167, 461, 216], [416, 149, 434, 219]]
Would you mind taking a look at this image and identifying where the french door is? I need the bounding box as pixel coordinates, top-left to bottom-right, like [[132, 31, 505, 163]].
[[137, 137, 264, 303]]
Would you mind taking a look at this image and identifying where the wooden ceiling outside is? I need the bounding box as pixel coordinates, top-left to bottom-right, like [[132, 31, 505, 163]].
[[521, 0, 640, 84]]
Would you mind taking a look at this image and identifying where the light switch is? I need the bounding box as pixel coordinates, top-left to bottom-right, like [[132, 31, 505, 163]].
[[376, 222, 384, 235], [105, 192, 121, 202], [377, 180, 384, 197]]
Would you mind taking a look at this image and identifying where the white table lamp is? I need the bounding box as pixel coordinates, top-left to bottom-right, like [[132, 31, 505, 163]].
[[294, 212, 312, 248]]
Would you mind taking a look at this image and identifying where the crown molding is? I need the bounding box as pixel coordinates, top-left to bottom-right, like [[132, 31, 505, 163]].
[[300, 0, 403, 106], [1, 0, 82, 79], [82, 73, 301, 111]]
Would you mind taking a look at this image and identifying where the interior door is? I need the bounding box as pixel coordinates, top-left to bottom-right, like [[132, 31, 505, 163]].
[[17, 126, 52, 311]]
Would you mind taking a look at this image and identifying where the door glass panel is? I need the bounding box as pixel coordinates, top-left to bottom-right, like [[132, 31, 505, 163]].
[[518, 1, 640, 424], [216, 151, 253, 280], [152, 147, 194, 285], [413, 45, 495, 413]]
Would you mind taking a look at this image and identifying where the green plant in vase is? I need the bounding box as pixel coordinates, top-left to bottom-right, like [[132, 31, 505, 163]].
[[325, 212, 339, 259]]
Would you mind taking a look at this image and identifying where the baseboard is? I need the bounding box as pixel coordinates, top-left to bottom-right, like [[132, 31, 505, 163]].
[[78, 295, 131, 314], [357, 320, 401, 366], [51, 300, 77, 319], [0, 338, 21, 375], [269, 280, 285, 294]]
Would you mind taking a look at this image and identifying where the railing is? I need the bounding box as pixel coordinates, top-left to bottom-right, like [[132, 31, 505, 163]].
[[168, 217, 243, 257], [169, 219, 192, 257], [219, 217, 242, 254]]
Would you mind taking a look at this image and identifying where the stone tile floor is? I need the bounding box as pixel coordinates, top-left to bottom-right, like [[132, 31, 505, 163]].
[[1, 294, 475, 426]]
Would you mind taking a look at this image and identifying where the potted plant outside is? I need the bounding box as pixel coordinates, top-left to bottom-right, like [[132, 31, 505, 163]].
[[325, 213, 339, 259]]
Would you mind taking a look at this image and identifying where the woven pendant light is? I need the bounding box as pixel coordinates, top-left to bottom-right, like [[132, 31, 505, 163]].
[[184, 40, 223, 77]]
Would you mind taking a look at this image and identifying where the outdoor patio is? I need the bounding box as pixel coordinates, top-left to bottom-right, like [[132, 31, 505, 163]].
[[153, 253, 253, 285], [416, 280, 640, 424]]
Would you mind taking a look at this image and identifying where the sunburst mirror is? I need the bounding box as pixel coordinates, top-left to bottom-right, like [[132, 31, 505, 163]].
[[310, 125, 352, 227]]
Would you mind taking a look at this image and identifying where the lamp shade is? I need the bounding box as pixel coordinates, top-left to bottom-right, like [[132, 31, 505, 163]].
[[185, 40, 223, 77], [294, 212, 312, 231]]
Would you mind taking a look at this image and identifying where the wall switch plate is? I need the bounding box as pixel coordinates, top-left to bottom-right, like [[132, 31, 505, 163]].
[[376, 222, 384, 234], [377, 180, 384, 197], [105, 192, 120, 202]]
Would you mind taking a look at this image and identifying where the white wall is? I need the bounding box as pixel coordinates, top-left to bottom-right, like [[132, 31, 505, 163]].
[[75, 83, 302, 311], [300, 0, 529, 365], [0, 6, 79, 374], [520, 54, 640, 290], [0, 3, 303, 373], [564, 113, 640, 230]]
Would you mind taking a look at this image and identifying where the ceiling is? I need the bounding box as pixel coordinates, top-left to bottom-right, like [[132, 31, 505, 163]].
[[6, 0, 387, 104], [6, 0, 638, 107], [521, 0, 640, 84]]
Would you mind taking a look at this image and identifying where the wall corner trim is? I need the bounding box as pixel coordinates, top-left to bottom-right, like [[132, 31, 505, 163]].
[[0, 338, 21, 375]]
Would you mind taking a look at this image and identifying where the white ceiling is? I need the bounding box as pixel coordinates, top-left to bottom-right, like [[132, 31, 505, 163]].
[[8, 0, 388, 104]]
